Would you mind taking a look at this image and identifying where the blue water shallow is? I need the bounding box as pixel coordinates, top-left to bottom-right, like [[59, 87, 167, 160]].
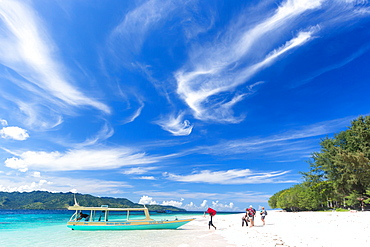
[[0, 209, 71, 230], [0, 210, 238, 247]]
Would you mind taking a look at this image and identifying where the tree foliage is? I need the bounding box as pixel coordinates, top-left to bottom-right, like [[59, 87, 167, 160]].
[[269, 116, 370, 211]]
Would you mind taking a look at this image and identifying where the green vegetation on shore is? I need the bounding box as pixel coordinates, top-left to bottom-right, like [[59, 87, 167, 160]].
[[269, 115, 370, 211], [0, 191, 185, 211]]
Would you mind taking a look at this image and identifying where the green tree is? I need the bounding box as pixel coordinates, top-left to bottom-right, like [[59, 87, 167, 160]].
[[270, 115, 370, 211]]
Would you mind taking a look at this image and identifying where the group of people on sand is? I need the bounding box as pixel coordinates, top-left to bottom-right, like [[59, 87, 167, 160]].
[[242, 205, 267, 227], [204, 205, 267, 230]]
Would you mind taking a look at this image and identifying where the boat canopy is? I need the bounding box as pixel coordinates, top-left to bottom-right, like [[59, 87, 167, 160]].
[[68, 205, 150, 212], [68, 205, 153, 221]]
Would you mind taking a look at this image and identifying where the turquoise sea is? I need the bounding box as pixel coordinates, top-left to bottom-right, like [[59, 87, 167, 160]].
[[0, 210, 234, 247]]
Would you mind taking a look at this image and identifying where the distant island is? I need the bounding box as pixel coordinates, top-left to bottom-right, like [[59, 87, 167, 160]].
[[0, 191, 186, 211]]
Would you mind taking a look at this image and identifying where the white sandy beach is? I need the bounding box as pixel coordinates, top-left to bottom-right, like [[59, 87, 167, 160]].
[[192, 210, 370, 247]]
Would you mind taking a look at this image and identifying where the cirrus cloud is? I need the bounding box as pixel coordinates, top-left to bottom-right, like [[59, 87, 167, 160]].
[[155, 112, 193, 136], [0, 172, 131, 195], [0, 0, 110, 115], [4, 147, 163, 172], [175, 0, 322, 124], [164, 168, 295, 184]]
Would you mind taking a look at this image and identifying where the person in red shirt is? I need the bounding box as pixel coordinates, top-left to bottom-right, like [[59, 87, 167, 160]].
[[247, 205, 256, 227]]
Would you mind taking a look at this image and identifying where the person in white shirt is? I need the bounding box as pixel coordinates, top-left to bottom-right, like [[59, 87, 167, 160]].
[[260, 207, 267, 225]]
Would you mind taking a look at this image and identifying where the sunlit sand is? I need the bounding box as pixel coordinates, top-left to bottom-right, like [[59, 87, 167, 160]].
[[206, 211, 370, 246]]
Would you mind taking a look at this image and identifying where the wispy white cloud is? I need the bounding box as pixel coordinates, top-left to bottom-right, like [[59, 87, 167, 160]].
[[121, 166, 157, 175], [112, 79, 146, 125], [293, 43, 370, 87], [109, 0, 177, 58], [135, 190, 219, 200], [3, 97, 64, 130], [73, 122, 114, 148], [175, 0, 323, 123], [0, 173, 131, 195], [155, 112, 193, 136], [181, 5, 215, 41], [136, 176, 156, 180], [0, 0, 110, 115], [164, 169, 295, 185], [108, 0, 216, 59], [3, 147, 162, 172], [122, 102, 145, 124], [193, 116, 353, 157], [0, 119, 8, 126]]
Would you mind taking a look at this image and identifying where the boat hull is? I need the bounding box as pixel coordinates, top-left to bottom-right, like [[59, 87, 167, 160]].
[[67, 219, 194, 230]]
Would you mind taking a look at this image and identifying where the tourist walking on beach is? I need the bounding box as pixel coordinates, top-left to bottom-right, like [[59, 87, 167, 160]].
[[260, 207, 267, 225], [247, 205, 256, 227], [242, 208, 249, 227], [205, 208, 217, 230]]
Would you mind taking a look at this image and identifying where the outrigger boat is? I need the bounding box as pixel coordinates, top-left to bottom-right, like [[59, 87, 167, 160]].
[[67, 204, 194, 230]]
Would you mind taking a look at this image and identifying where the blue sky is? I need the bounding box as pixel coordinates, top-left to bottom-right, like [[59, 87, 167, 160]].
[[1, 0, 370, 211]]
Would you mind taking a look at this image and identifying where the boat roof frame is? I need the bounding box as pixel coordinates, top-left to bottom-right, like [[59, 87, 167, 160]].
[[68, 205, 150, 212]]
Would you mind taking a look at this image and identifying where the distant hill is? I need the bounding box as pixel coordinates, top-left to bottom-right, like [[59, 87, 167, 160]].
[[0, 191, 185, 211]]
